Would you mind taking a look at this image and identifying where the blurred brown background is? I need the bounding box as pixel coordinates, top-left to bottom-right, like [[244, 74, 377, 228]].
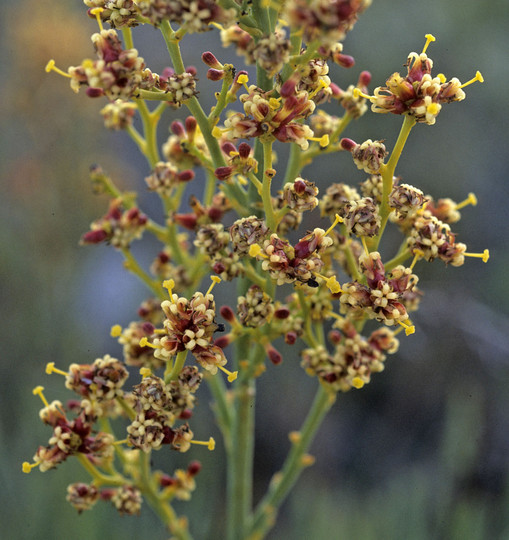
[[1, 0, 508, 538]]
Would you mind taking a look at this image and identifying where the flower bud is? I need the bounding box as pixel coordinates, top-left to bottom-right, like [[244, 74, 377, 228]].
[[201, 51, 223, 69]]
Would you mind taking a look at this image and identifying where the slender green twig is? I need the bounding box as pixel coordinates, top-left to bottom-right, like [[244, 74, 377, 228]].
[[246, 385, 336, 539], [121, 248, 165, 298], [261, 141, 277, 231], [371, 114, 416, 250]]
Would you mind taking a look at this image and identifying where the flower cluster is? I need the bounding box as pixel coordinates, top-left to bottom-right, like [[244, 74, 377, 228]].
[[31, 1, 489, 535], [365, 34, 484, 125]]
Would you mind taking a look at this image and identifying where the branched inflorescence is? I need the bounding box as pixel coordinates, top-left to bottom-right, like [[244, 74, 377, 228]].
[[28, 2, 487, 539]]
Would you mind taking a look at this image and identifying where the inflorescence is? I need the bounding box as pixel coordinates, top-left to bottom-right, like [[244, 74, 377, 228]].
[[29, 2, 487, 537]]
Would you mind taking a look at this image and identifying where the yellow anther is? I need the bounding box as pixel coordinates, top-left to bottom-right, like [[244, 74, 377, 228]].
[[422, 33, 436, 54], [237, 74, 250, 93], [90, 7, 104, 31], [459, 71, 484, 88], [308, 134, 330, 147], [237, 175, 248, 186], [352, 377, 365, 389], [269, 97, 281, 109], [45, 362, 69, 377], [455, 192, 477, 210], [353, 87, 372, 100], [191, 437, 216, 451], [32, 386, 49, 408], [218, 364, 238, 383], [22, 461, 40, 474], [324, 214, 344, 237], [288, 431, 301, 443], [212, 126, 226, 138], [110, 324, 122, 337], [163, 279, 176, 301], [464, 249, 489, 263], [427, 102, 440, 115], [139, 337, 158, 349], [436, 73, 447, 83], [45, 59, 71, 78], [325, 276, 342, 294], [248, 244, 263, 258], [398, 319, 415, 336], [410, 249, 425, 270], [301, 454, 316, 467], [139, 367, 152, 378], [206, 276, 222, 296], [229, 150, 240, 157]]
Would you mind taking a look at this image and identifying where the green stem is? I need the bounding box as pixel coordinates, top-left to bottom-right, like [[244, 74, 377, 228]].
[[371, 114, 416, 250], [261, 141, 277, 231], [76, 454, 126, 486], [246, 386, 336, 540], [116, 395, 136, 420], [384, 247, 412, 271], [134, 98, 160, 167], [165, 349, 188, 383], [138, 452, 193, 540], [227, 337, 259, 540], [121, 248, 165, 298], [205, 372, 232, 450], [283, 143, 302, 184]]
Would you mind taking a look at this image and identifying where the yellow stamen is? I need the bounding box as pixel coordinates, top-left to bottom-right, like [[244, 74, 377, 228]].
[[206, 276, 222, 296], [139, 367, 152, 378], [110, 324, 122, 337], [361, 236, 370, 256], [90, 7, 104, 31], [249, 244, 266, 258], [45, 362, 68, 377], [459, 71, 484, 88], [301, 454, 316, 466], [289, 431, 301, 443], [236, 73, 250, 93], [45, 59, 71, 78], [113, 439, 129, 446], [210, 22, 225, 31], [212, 126, 228, 138], [22, 461, 40, 474], [352, 377, 365, 389], [427, 102, 440, 116], [139, 337, 159, 349], [163, 279, 176, 301], [324, 214, 344, 237], [455, 192, 477, 210], [32, 386, 49, 408], [410, 249, 425, 270], [464, 249, 489, 263], [422, 33, 436, 54], [237, 175, 248, 186], [307, 134, 329, 147], [269, 97, 281, 109], [217, 364, 238, 383], [308, 79, 329, 99], [398, 319, 415, 336], [436, 73, 447, 83], [353, 88, 373, 100], [327, 311, 345, 322], [191, 437, 216, 451]]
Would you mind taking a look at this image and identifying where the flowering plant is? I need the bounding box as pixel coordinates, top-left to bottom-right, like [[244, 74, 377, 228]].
[[23, 1, 487, 538]]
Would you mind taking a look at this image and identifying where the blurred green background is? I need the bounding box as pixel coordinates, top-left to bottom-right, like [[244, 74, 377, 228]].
[[2, 0, 509, 538]]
